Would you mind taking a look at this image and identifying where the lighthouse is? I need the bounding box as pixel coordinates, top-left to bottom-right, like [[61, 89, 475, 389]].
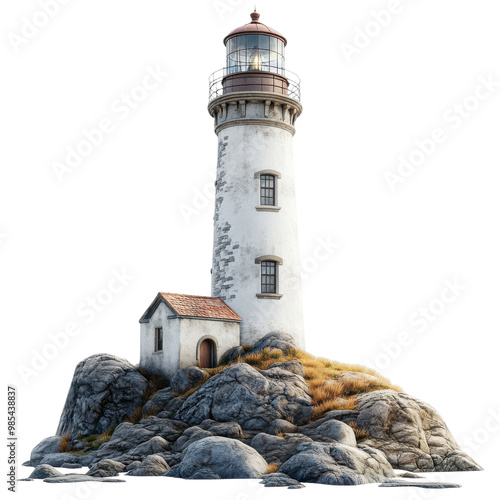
[[209, 12, 305, 348], [139, 11, 305, 378]]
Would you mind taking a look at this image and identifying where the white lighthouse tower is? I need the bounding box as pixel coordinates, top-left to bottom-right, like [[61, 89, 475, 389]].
[[209, 11, 305, 348]]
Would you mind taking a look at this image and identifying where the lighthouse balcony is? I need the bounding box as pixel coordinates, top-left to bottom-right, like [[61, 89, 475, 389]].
[[209, 67, 301, 103]]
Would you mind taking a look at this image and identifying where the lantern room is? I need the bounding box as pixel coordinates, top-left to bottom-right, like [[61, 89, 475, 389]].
[[209, 11, 300, 101], [225, 11, 286, 75]]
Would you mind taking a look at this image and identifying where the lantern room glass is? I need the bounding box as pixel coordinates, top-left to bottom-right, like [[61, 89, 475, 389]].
[[226, 34, 285, 76]]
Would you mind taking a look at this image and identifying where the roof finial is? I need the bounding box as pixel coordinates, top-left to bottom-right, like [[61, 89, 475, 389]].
[[251, 9, 260, 22]]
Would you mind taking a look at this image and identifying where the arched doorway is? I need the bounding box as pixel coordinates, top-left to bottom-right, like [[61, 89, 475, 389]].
[[199, 339, 215, 368]]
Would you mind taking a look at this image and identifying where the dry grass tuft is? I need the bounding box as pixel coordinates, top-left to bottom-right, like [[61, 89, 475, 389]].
[[312, 397, 358, 417], [74, 426, 116, 453], [347, 421, 369, 442], [101, 426, 115, 442], [204, 365, 226, 377], [143, 404, 161, 418], [309, 381, 344, 404], [59, 432, 71, 452], [274, 431, 287, 439], [124, 405, 144, 424], [239, 352, 261, 366], [239, 347, 299, 370], [267, 463, 280, 474], [269, 348, 284, 359], [288, 350, 401, 422]]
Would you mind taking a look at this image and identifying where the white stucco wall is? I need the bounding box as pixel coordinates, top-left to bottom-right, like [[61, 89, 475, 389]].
[[179, 318, 240, 369], [210, 94, 305, 348], [140, 301, 241, 378], [139, 302, 180, 378]]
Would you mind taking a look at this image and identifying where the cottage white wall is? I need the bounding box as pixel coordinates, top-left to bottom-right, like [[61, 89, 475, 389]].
[[179, 318, 240, 368], [210, 95, 305, 348], [139, 302, 180, 378]]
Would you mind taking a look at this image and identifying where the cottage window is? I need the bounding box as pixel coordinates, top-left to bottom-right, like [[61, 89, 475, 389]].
[[154, 327, 163, 352]]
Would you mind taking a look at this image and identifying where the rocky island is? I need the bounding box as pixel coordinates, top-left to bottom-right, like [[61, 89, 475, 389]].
[[24, 332, 481, 489]]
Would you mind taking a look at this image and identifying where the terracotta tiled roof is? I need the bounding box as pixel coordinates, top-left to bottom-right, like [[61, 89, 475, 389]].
[[159, 293, 241, 321]]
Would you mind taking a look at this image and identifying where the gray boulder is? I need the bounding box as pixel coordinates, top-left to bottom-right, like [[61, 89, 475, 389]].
[[219, 345, 246, 365], [172, 427, 214, 453], [280, 441, 395, 485], [126, 461, 141, 471], [220, 333, 298, 365], [198, 419, 244, 439], [338, 370, 386, 383], [29, 464, 63, 479], [143, 388, 175, 414], [303, 419, 357, 447], [71, 442, 86, 452], [90, 417, 186, 464], [37, 452, 80, 467], [56, 354, 148, 439], [87, 459, 126, 477], [168, 467, 220, 479], [260, 473, 305, 489], [127, 454, 169, 476], [164, 397, 187, 414], [171, 366, 206, 395], [268, 360, 305, 377], [355, 390, 483, 472], [380, 480, 462, 488], [172, 420, 245, 453], [248, 332, 297, 355], [125, 436, 170, 458], [43, 474, 125, 483], [134, 416, 188, 442], [90, 422, 154, 462], [29, 436, 61, 466], [268, 419, 299, 435], [176, 363, 312, 431], [79, 452, 97, 467], [250, 433, 313, 465], [398, 472, 424, 478], [173, 436, 268, 479], [309, 409, 360, 425]]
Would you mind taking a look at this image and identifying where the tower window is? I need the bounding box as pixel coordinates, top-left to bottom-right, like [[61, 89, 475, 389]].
[[154, 327, 163, 352], [261, 261, 277, 293], [260, 175, 276, 206]]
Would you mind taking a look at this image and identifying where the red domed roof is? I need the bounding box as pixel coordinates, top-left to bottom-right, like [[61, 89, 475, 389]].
[[223, 11, 287, 46]]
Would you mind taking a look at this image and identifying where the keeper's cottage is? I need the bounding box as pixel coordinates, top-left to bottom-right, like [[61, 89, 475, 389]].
[[140, 12, 305, 378]]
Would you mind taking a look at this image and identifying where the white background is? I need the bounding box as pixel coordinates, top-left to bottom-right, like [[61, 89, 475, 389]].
[[1, 0, 499, 498]]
